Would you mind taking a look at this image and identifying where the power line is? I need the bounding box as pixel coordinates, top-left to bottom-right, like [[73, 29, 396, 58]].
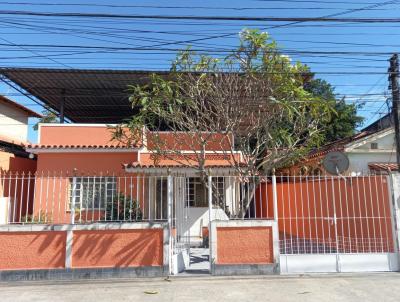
[[3, 10, 400, 23]]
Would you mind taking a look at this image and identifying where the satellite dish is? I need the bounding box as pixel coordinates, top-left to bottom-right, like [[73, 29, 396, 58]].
[[323, 151, 349, 175]]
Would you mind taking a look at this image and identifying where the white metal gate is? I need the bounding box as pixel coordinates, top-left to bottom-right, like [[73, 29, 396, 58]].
[[277, 175, 399, 273], [169, 176, 191, 274]]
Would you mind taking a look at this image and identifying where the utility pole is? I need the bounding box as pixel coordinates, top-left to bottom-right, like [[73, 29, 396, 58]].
[[389, 54, 400, 166]]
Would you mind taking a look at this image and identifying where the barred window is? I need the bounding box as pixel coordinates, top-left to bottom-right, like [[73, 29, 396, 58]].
[[70, 177, 117, 210], [185, 177, 224, 207]]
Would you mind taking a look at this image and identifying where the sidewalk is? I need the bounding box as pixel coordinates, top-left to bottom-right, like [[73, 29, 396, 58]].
[[1, 273, 400, 302]]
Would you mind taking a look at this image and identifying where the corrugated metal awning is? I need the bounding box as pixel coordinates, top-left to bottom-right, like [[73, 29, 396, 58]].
[[0, 68, 170, 123]]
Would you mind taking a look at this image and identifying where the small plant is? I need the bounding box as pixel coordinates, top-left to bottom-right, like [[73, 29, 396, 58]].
[[21, 212, 52, 224], [105, 193, 142, 221]]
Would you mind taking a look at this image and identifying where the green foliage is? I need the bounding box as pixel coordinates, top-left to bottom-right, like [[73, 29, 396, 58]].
[[33, 105, 59, 130], [105, 193, 142, 221], [304, 79, 364, 143], [21, 212, 52, 224], [114, 28, 336, 175]]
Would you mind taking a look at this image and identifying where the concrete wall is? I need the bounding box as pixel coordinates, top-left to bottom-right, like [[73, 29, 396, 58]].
[[183, 207, 228, 238], [216, 226, 274, 264], [0, 102, 29, 143], [0, 231, 66, 270], [347, 152, 396, 174], [0, 223, 168, 280], [72, 229, 163, 268], [210, 220, 279, 275]]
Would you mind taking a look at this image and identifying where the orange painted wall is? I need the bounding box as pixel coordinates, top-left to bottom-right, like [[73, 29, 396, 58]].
[[40, 125, 121, 146], [72, 229, 163, 268], [36, 152, 137, 174], [255, 181, 274, 219], [0, 151, 37, 173], [31, 152, 140, 223], [146, 132, 234, 151], [216, 226, 273, 264], [0, 231, 66, 270]]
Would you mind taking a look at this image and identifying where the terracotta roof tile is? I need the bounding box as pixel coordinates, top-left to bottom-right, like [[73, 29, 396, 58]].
[[26, 144, 137, 149], [124, 152, 242, 169], [368, 162, 399, 172]]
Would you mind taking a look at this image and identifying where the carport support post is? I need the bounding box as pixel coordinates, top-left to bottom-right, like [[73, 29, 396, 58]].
[[60, 89, 65, 123]]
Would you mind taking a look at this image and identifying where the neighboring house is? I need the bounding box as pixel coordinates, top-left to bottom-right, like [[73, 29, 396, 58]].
[[290, 122, 397, 175], [0, 95, 41, 172], [0, 95, 41, 224]]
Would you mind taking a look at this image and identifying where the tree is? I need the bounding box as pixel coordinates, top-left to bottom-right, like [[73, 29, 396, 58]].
[[112, 29, 335, 217], [304, 78, 364, 143], [33, 105, 59, 130]]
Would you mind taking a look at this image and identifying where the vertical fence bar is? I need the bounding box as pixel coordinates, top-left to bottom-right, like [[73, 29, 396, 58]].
[[280, 174, 286, 253], [45, 172, 50, 224], [136, 174, 139, 221], [367, 175, 378, 252], [293, 175, 299, 251], [373, 175, 384, 252], [311, 175, 319, 253], [379, 174, 390, 252], [12, 172, 18, 223], [18, 172, 24, 223], [208, 173, 213, 264], [324, 175, 332, 253], [25, 172, 31, 223], [305, 174, 312, 253], [349, 177, 357, 253], [300, 174, 306, 253], [57, 172, 62, 223], [356, 176, 365, 253], [342, 176, 351, 252], [167, 173, 173, 275], [50, 173, 56, 224], [331, 175, 339, 254], [318, 173, 325, 254], [31, 172, 37, 223], [71, 176, 76, 224], [38, 172, 43, 223], [362, 176, 372, 252], [335, 177, 343, 252]]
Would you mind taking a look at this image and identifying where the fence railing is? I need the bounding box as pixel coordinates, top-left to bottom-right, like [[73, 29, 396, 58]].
[[0, 172, 396, 255], [0, 172, 275, 225]]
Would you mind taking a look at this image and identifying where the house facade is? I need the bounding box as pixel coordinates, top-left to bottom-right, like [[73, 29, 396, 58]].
[[0, 95, 41, 172], [21, 124, 243, 240], [289, 126, 397, 175]]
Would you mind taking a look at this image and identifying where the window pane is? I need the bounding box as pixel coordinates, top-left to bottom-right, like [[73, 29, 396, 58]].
[[70, 177, 116, 210]]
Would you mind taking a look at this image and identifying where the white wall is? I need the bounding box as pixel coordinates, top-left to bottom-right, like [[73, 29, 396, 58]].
[[347, 153, 396, 174], [183, 207, 229, 238], [0, 102, 29, 142], [346, 131, 396, 174]]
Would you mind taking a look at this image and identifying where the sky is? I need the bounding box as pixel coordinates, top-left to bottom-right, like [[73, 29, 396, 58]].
[[0, 0, 398, 143]]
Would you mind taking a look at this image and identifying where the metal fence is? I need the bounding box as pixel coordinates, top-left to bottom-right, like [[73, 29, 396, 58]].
[[0, 172, 277, 225], [0, 172, 396, 256], [0, 172, 173, 224]]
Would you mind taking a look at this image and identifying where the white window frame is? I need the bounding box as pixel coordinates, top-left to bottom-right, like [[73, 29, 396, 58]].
[[69, 176, 117, 210]]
